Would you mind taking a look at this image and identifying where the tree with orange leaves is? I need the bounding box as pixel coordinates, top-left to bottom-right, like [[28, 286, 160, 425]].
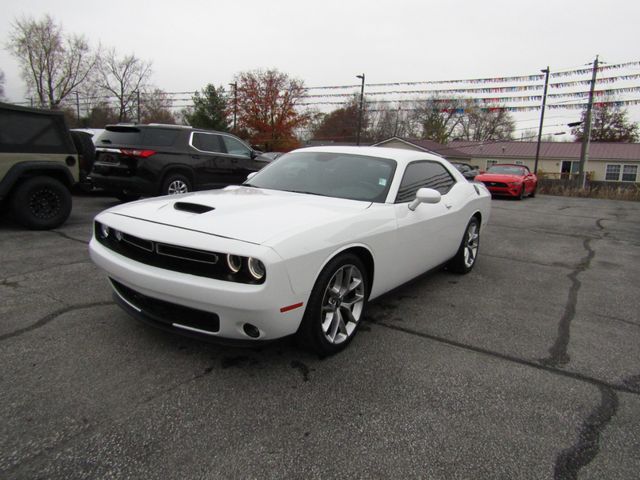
[[234, 69, 309, 151]]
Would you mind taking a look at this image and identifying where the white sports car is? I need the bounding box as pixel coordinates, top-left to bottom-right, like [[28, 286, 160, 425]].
[[89, 146, 491, 355]]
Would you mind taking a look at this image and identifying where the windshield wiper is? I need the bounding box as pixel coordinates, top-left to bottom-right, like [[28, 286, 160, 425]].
[[286, 189, 326, 197]]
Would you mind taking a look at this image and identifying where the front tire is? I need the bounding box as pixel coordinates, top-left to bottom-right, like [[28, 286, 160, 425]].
[[448, 217, 480, 274], [297, 253, 368, 356], [10, 176, 72, 230]]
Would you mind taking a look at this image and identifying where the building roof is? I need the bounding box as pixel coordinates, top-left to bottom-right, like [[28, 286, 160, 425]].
[[373, 137, 471, 160], [450, 140, 640, 161]]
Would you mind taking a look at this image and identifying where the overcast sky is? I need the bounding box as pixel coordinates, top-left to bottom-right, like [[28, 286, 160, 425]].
[[1, 0, 639, 130]]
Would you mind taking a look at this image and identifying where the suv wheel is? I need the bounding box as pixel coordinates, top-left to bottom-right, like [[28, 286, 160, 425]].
[[11, 176, 72, 230], [162, 173, 191, 195]]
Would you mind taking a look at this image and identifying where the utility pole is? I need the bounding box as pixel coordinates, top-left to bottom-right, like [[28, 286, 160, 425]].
[[356, 73, 365, 146], [578, 56, 599, 188], [228, 82, 238, 132], [75, 91, 81, 123], [534, 67, 550, 174], [136, 90, 141, 124]]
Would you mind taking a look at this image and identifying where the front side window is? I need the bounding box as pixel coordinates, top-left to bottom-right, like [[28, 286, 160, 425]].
[[191, 132, 223, 153], [622, 165, 638, 182], [222, 136, 251, 156], [396, 161, 456, 203], [605, 164, 621, 181]]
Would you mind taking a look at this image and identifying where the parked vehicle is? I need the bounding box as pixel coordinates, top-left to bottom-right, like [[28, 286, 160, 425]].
[[90, 146, 491, 355], [89, 124, 269, 200], [261, 152, 284, 161], [450, 162, 480, 180], [475, 164, 537, 199], [0, 102, 81, 229]]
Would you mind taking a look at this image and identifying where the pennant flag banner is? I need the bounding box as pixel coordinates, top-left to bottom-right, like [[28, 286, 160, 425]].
[[300, 98, 640, 112]]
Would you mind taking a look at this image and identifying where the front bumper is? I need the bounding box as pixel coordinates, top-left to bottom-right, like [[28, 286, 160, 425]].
[[484, 184, 522, 197], [89, 172, 157, 196], [89, 217, 307, 342]]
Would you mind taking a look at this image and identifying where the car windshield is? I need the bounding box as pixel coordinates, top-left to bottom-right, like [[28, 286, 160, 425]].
[[246, 151, 397, 202], [487, 165, 527, 175]]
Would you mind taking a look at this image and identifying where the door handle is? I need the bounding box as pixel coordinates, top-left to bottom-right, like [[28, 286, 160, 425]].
[[445, 203, 453, 209], [191, 155, 200, 159]]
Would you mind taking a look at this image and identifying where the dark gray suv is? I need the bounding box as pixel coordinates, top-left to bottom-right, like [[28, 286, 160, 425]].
[[89, 124, 269, 200]]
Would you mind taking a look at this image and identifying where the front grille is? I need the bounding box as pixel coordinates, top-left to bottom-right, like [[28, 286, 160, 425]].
[[95, 222, 228, 280], [482, 181, 508, 188], [95, 222, 265, 284], [111, 278, 220, 333]]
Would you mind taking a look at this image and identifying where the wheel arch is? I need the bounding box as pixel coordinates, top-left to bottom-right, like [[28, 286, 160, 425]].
[[159, 166, 195, 193], [317, 244, 375, 299], [1, 162, 74, 199]]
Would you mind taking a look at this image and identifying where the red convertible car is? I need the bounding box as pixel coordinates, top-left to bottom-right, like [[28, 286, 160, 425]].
[[475, 164, 537, 199]]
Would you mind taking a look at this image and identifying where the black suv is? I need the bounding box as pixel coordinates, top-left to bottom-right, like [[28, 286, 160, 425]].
[[0, 102, 84, 229], [89, 124, 269, 199]]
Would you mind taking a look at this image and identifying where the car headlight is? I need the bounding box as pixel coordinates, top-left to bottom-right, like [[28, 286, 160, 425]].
[[100, 223, 110, 239], [247, 257, 265, 281], [226, 254, 242, 273]]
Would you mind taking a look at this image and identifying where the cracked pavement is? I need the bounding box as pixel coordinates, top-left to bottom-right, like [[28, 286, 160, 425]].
[[0, 193, 639, 479]]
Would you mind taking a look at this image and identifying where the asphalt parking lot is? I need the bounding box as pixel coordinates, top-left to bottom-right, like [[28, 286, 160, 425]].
[[1, 193, 639, 479]]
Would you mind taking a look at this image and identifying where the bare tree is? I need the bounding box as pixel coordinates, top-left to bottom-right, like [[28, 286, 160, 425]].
[[98, 48, 152, 121], [7, 14, 97, 109], [457, 102, 515, 141], [367, 103, 415, 142], [409, 97, 466, 143], [140, 89, 176, 124], [0, 70, 5, 99]]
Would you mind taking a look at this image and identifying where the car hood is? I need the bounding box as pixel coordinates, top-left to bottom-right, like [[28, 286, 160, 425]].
[[104, 186, 372, 245], [475, 173, 524, 183]]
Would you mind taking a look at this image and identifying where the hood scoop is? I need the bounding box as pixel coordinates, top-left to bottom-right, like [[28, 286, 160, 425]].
[[173, 202, 215, 214]]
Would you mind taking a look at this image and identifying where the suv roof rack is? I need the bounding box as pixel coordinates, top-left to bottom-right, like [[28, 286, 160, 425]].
[[147, 123, 193, 129]]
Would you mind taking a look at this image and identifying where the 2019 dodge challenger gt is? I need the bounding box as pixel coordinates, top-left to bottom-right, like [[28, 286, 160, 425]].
[[89, 147, 491, 355]]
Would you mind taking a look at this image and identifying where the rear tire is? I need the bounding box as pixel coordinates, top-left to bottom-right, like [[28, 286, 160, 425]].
[[10, 176, 72, 230], [297, 253, 368, 356], [448, 217, 480, 274], [530, 186, 536, 198], [518, 184, 525, 200], [162, 173, 191, 195], [70, 131, 96, 182]]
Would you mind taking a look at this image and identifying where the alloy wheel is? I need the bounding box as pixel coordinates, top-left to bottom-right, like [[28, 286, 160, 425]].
[[463, 222, 479, 268], [320, 264, 365, 344], [167, 180, 189, 195]]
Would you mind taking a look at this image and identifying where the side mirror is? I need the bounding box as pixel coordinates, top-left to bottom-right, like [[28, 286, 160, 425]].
[[246, 171, 258, 181], [408, 188, 441, 211], [250, 150, 258, 159]]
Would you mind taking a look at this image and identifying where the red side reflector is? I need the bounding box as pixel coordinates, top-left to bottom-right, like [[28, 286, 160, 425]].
[[280, 302, 303, 313]]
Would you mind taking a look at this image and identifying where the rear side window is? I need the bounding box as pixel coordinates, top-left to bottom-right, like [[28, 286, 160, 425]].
[[0, 109, 71, 154], [96, 127, 179, 147], [143, 128, 179, 146], [191, 132, 223, 153], [396, 161, 456, 202]]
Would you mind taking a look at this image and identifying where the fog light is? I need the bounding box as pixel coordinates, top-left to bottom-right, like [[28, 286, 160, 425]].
[[243, 323, 260, 338]]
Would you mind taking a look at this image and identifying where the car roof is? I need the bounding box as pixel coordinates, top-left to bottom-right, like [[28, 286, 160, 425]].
[[293, 146, 445, 168]]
